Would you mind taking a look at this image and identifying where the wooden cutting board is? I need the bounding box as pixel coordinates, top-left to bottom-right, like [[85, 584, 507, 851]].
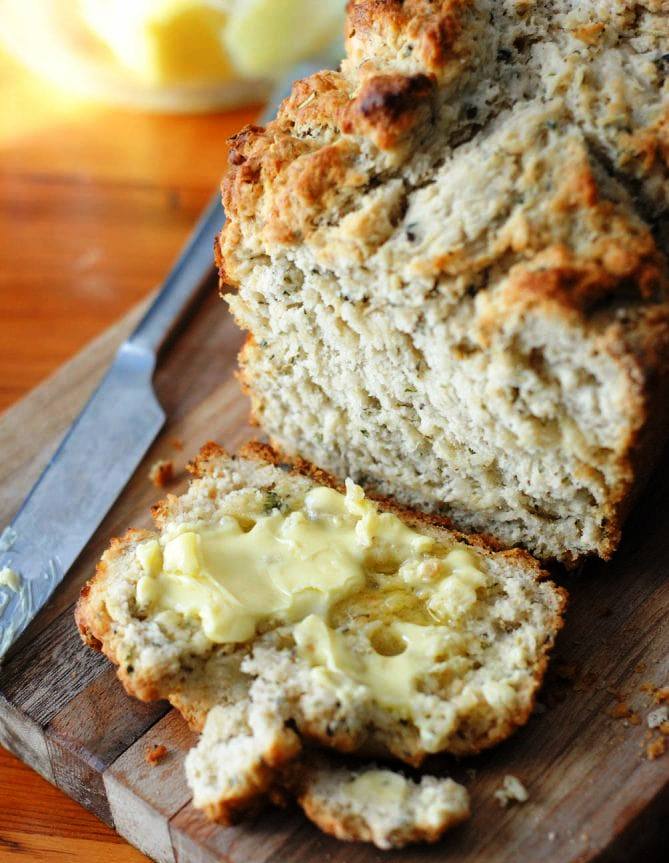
[[0, 283, 667, 863]]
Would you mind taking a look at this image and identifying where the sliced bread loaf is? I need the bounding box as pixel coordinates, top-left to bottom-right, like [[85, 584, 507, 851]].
[[77, 442, 565, 845], [220, 0, 669, 563]]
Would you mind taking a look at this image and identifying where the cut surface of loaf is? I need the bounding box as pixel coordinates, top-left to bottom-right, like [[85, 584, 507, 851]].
[[220, 0, 669, 563], [77, 442, 565, 845]]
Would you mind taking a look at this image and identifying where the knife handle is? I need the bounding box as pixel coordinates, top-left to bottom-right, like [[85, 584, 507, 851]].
[[126, 193, 224, 358]]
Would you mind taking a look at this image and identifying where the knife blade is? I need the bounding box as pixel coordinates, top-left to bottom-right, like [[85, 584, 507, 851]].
[[0, 58, 330, 659]]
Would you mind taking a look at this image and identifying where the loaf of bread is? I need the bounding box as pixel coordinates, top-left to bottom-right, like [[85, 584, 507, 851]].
[[76, 442, 565, 847], [220, 0, 669, 563]]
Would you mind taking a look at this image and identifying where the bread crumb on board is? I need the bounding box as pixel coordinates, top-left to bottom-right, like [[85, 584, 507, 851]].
[[494, 775, 529, 807], [146, 744, 168, 765], [169, 437, 184, 451], [647, 707, 669, 729], [632, 684, 669, 759], [639, 682, 669, 702], [645, 738, 667, 761], [149, 459, 175, 488], [609, 702, 632, 720]]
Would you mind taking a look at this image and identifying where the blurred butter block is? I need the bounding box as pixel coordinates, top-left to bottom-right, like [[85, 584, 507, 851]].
[[81, 0, 346, 85], [0, 0, 344, 111], [225, 0, 346, 77], [81, 0, 234, 86]]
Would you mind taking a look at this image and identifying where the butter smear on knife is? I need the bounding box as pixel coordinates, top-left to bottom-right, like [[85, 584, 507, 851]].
[[0, 567, 21, 592]]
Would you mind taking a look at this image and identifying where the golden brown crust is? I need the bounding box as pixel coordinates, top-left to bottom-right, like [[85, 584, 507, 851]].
[[218, 2, 484, 268], [344, 73, 436, 150], [621, 107, 669, 188], [219, 0, 669, 307], [345, 0, 478, 80], [222, 118, 368, 258], [75, 528, 169, 703]]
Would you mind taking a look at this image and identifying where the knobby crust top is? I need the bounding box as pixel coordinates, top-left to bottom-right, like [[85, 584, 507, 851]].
[[220, 0, 669, 323]]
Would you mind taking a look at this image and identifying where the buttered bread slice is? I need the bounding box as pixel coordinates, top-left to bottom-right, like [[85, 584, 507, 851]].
[[76, 442, 565, 845]]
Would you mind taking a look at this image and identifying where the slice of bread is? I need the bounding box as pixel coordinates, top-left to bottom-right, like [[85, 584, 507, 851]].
[[76, 442, 565, 845], [219, 0, 669, 564]]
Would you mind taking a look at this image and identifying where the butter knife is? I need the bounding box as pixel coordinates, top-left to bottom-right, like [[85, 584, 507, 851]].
[[0, 59, 327, 660]]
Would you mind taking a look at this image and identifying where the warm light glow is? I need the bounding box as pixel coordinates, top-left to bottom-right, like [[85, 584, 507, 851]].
[[0, 0, 345, 113]]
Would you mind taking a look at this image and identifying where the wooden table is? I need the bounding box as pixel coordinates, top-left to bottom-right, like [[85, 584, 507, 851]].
[[0, 48, 258, 862]]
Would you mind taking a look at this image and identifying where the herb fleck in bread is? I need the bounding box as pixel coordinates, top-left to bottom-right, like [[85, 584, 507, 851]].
[[220, 0, 669, 564], [77, 442, 565, 845]]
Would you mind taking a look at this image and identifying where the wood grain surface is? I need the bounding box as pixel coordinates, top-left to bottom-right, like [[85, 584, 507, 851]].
[[1, 44, 668, 863], [0, 48, 258, 415], [0, 46, 257, 862]]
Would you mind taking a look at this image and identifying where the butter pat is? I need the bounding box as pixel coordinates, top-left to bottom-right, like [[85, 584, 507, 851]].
[[347, 770, 408, 806], [294, 614, 464, 718], [134, 478, 488, 718], [137, 539, 163, 578], [81, 0, 346, 85], [401, 547, 486, 621], [224, 0, 346, 77], [81, 0, 234, 85], [135, 481, 398, 643]]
